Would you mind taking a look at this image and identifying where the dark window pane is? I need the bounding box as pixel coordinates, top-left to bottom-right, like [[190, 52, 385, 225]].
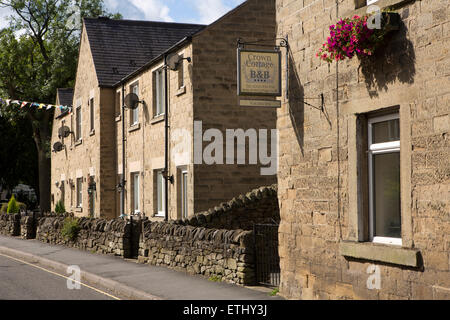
[[372, 119, 400, 144], [373, 152, 401, 238]]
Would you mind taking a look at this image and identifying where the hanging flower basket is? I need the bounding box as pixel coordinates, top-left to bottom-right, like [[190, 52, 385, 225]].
[[317, 12, 400, 63]]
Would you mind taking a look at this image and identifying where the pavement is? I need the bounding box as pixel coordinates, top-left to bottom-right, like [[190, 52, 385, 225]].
[[0, 235, 282, 300]]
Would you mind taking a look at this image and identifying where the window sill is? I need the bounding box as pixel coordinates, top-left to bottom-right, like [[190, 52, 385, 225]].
[[115, 115, 121, 122], [75, 140, 83, 147], [154, 213, 165, 218], [176, 86, 186, 96], [151, 115, 165, 125], [340, 241, 421, 268], [89, 130, 95, 137], [349, 0, 412, 18], [75, 208, 83, 213], [128, 123, 141, 133]]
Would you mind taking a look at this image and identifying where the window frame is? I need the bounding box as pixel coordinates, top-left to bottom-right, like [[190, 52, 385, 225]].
[[156, 170, 165, 217], [178, 54, 184, 89], [115, 91, 121, 119], [368, 113, 402, 246], [154, 67, 165, 117], [181, 170, 188, 220], [89, 97, 95, 133], [130, 82, 140, 126], [76, 105, 82, 141], [76, 178, 83, 209], [367, 0, 379, 5], [132, 172, 140, 214]]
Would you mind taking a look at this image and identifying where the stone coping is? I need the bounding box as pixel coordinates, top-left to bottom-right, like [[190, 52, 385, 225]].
[[185, 184, 278, 228], [340, 241, 421, 268]]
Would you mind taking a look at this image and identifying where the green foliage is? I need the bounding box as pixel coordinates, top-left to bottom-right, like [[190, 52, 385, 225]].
[[55, 200, 66, 214], [269, 288, 279, 297], [0, 203, 7, 213], [0, 111, 38, 193], [208, 275, 222, 282], [61, 217, 80, 241], [0, 0, 121, 212], [6, 195, 19, 214]]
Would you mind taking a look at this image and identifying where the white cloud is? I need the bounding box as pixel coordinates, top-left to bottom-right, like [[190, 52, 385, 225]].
[[128, 0, 173, 22], [105, 0, 173, 22], [192, 0, 232, 24]]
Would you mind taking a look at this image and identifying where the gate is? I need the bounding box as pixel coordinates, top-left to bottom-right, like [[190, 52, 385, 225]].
[[253, 224, 280, 287]]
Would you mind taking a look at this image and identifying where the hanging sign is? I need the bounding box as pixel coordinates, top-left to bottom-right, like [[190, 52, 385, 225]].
[[237, 48, 282, 97]]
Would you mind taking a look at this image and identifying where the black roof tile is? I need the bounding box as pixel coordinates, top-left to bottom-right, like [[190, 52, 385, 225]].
[[83, 17, 205, 87], [56, 88, 74, 107]]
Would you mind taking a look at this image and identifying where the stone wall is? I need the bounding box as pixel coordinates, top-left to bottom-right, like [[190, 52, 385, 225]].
[[20, 216, 37, 239], [276, 0, 450, 300], [0, 213, 20, 236], [36, 216, 141, 258], [185, 185, 279, 230], [139, 221, 255, 285]]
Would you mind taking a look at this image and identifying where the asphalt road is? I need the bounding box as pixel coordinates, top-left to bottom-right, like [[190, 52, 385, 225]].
[[0, 254, 121, 300]]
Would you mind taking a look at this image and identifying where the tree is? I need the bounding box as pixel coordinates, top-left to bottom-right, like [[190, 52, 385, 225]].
[[0, 105, 38, 195], [0, 0, 121, 213]]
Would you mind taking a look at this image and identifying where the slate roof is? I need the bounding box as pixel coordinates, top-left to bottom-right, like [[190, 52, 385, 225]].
[[56, 88, 74, 107], [83, 17, 205, 87]]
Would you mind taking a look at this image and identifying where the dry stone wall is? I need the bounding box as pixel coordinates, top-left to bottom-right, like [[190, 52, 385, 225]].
[[138, 221, 256, 285], [20, 216, 37, 239], [0, 213, 20, 236], [36, 216, 140, 258], [185, 185, 279, 230]]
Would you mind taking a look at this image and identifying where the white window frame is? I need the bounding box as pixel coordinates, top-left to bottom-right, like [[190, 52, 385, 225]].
[[368, 113, 402, 246], [155, 67, 165, 117], [132, 172, 140, 214], [156, 170, 165, 217], [181, 170, 188, 219], [76, 178, 83, 208], [178, 53, 185, 89], [130, 82, 139, 126]]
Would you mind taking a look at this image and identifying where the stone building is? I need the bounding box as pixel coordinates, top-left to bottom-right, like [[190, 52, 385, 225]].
[[276, 0, 449, 299], [51, 0, 278, 220]]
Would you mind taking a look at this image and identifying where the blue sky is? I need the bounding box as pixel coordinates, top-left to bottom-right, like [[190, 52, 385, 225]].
[[105, 0, 245, 24], [0, 0, 246, 29]]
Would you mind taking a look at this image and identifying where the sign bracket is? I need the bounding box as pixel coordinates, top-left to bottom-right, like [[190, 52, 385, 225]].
[[302, 93, 325, 112]]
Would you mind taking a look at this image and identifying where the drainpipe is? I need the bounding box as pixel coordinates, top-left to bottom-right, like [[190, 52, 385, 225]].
[[164, 54, 169, 222], [121, 83, 126, 219]]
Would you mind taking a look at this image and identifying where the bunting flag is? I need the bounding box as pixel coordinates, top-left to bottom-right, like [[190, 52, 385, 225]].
[[0, 97, 72, 114]]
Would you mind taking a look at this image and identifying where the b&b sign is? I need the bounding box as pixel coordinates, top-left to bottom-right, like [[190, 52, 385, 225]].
[[237, 49, 282, 97]]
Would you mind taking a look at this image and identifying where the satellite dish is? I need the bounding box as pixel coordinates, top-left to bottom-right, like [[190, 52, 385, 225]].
[[124, 93, 140, 110], [53, 142, 64, 152], [167, 54, 184, 71], [58, 126, 71, 139]]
